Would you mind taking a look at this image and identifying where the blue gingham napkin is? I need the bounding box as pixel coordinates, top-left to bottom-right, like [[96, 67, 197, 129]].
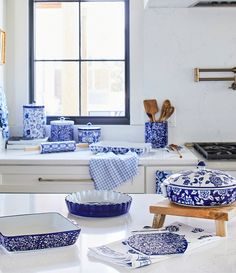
[[89, 151, 139, 190]]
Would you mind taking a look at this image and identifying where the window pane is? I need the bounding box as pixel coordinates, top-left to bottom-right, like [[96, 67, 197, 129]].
[[35, 62, 80, 116], [35, 2, 79, 59], [81, 61, 125, 116], [81, 2, 125, 60]]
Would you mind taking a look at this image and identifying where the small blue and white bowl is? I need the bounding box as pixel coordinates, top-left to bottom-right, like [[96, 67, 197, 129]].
[[161, 167, 236, 207], [66, 190, 132, 217], [78, 123, 101, 144]]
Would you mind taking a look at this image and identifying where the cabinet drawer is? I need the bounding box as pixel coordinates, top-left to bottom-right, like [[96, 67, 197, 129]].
[[0, 166, 144, 193]]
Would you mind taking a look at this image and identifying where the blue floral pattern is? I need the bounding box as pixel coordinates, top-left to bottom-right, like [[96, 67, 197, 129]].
[[0, 87, 9, 139], [156, 170, 173, 194], [23, 105, 46, 139], [78, 123, 101, 144], [126, 232, 188, 256], [41, 141, 76, 154], [51, 124, 74, 142], [89, 145, 146, 155], [145, 121, 168, 148]]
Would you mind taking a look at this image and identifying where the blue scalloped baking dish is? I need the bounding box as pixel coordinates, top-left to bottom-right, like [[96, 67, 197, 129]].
[[65, 190, 132, 217], [0, 212, 81, 252]]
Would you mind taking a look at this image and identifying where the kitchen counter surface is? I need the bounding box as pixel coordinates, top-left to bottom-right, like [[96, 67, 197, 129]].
[[0, 147, 198, 166], [0, 193, 235, 273]]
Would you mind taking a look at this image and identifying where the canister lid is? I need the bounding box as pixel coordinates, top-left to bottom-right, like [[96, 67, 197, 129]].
[[23, 104, 45, 109], [50, 117, 74, 125], [78, 122, 100, 130]]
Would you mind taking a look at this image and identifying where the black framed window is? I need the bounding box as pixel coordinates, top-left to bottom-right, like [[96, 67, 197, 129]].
[[29, 0, 130, 125]]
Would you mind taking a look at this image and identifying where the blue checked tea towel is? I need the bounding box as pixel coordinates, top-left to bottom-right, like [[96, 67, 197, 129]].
[[89, 151, 139, 190]]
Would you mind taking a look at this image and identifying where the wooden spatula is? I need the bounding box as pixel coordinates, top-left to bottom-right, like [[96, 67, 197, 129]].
[[143, 99, 159, 122]]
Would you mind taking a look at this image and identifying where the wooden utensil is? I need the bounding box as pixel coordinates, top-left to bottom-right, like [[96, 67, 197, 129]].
[[169, 144, 183, 158], [158, 100, 171, 122], [143, 99, 159, 122], [163, 106, 175, 121]]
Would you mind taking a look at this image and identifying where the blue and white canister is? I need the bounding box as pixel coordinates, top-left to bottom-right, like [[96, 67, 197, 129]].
[[23, 104, 46, 139], [145, 121, 168, 148], [78, 122, 101, 144], [50, 117, 74, 142]]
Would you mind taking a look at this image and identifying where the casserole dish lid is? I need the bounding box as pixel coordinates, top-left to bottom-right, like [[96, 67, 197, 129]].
[[78, 122, 100, 130], [165, 168, 236, 188], [50, 117, 74, 125]]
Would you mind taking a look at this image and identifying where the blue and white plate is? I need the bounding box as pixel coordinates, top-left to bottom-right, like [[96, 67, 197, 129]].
[[126, 232, 188, 256], [66, 190, 132, 217]]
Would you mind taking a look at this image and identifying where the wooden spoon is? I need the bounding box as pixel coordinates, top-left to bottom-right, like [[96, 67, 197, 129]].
[[169, 144, 183, 158], [163, 106, 175, 121], [143, 99, 159, 122], [158, 100, 171, 122]]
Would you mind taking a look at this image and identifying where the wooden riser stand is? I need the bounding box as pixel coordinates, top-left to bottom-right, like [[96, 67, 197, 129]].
[[149, 200, 236, 237]]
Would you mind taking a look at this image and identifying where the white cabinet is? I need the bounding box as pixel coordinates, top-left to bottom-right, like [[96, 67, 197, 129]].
[[0, 165, 145, 193], [146, 166, 196, 193]]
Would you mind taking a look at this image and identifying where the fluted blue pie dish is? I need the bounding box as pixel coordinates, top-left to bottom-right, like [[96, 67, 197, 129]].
[[0, 212, 81, 252], [65, 190, 132, 217], [161, 168, 236, 207]]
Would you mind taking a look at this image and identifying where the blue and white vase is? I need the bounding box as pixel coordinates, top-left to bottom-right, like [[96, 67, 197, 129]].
[[50, 117, 74, 142], [0, 87, 9, 139], [145, 121, 168, 148], [23, 104, 46, 139], [78, 123, 101, 144]]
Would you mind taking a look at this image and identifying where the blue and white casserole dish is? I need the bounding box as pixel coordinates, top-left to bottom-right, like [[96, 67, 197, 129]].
[[0, 212, 81, 252], [161, 168, 236, 207]]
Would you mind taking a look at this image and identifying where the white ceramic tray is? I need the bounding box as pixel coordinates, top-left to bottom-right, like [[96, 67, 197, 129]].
[[0, 212, 81, 252]]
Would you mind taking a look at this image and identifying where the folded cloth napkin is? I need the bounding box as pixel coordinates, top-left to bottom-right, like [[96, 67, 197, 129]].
[[0, 86, 9, 139], [88, 221, 221, 269], [89, 151, 139, 190]]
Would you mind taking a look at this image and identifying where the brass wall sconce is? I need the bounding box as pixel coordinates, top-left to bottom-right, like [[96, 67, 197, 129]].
[[0, 29, 6, 64], [194, 67, 236, 90]]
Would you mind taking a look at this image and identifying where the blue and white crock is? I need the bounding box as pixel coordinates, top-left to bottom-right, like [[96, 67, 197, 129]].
[[50, 117, 74, 142], [78, 122, 101, 144], [145, 121, 168, 148], [23, 104, 46, 139], [161, 166, 236, 207]]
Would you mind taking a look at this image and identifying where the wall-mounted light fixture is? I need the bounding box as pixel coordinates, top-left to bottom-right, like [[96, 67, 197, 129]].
[[194, 67, 236, 90]]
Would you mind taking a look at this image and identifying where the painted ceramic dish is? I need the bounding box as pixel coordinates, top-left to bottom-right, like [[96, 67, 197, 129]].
[[89, 141, 152, 155], [161, 168, 236, 207], [0, 212, 81, 252], [78, 123, 101, 144], [65, 190, 132, 217], [126, 232, 188, 256]]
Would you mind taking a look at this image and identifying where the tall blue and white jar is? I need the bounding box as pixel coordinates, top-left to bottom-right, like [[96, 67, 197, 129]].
[[145, 121, 168, 148], [50, 117, 74, 142], [23, 104, 46, 139]]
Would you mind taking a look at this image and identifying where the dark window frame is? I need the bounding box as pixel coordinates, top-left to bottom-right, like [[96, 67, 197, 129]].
[[29, 0, 130, 125]]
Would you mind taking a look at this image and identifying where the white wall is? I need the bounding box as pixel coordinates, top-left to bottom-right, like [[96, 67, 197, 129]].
[[144, 7, 236, 142], [0, 0, 6, 89], [5, 2, 236, 143]]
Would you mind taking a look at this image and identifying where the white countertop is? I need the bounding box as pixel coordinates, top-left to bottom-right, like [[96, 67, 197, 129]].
[[0, 193, 235, 273], [0, 147, 198, 166]]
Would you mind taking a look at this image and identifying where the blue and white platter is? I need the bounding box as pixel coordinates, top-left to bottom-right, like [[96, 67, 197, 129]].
[[65, 190, 132, 217], [0, 212, 81, 252], [161, 168, 236, 207], [89, 141, 152, 155], [126, 232, 188, 256]]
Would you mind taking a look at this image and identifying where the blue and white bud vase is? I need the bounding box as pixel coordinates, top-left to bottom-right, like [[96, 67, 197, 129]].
[[23, 104, 46, 139]]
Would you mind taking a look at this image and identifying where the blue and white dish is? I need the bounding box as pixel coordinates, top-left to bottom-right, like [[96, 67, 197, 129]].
[[65, 190, 132, 217], [50, 117, 74, 142], [23, 104, 46, 139], [0, 212, 81, 252], [145, 121, 168, 148], [78, 123, 101, 144], [126, 232, 188, 256], [161, 167, 236, 207], [89, 141, 152, 155]]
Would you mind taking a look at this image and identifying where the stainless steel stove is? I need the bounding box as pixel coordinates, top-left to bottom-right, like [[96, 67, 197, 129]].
[[193, 142, 236, 160]]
